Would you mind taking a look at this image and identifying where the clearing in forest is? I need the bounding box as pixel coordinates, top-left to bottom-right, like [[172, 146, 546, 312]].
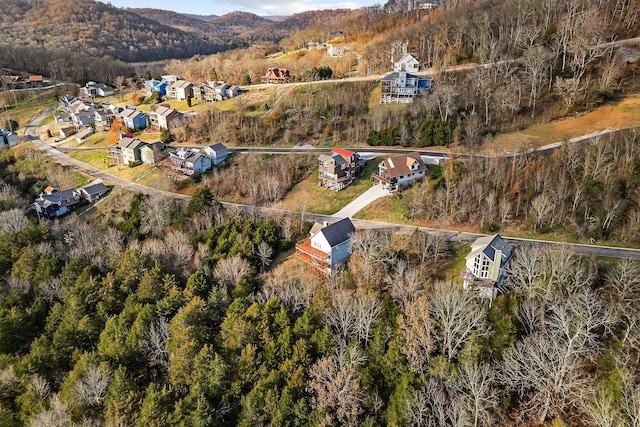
[[483, 96, 640, 154]]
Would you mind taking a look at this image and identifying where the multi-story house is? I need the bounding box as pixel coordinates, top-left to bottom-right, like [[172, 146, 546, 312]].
[[318, 148, 364, 191], [295, 218, 356, 276], [380, 71, 433, 103], [371, 152, 427, 191], [461, 234, 514, 298]]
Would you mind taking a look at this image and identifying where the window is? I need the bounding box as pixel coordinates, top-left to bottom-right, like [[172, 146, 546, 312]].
[[473, 255, 490, 278]]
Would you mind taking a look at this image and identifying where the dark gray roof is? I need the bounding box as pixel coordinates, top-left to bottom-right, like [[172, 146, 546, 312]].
[[208, 142, 227, 154], [320, 218, 356, 247], [40, 189, 78, 204], [82, 183, 110, 196], [473, 234, 513, 264]]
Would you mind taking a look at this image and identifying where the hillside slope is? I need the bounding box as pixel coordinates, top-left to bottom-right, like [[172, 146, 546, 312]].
[[0, 0, 230, 62]]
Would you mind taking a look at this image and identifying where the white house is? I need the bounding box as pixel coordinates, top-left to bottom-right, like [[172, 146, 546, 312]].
[[372, 152, 427, 191], [203, 143, 228, 165], [295, 218, 356, 276], [380, 71, 433, 103], [167, 80, 194, 101], [392, 53, 420, 72], [169, 148, 212, 175], [327, 42, 345, 58], [461, 234, 514, 299]]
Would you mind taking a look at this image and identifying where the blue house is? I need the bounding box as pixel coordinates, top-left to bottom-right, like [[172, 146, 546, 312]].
[[119, 108, 148, 130], [143, 79, 168, 97], [296, 218, 356, 276]]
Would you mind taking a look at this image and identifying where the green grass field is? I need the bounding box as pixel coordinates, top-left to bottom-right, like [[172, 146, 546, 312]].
[[281, 157, 382, 215]]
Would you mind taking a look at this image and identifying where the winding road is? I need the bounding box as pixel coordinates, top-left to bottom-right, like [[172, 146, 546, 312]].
[[23, 107, 640, 260]]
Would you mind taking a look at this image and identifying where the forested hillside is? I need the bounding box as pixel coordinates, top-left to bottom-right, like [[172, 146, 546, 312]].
[[0, 0, 232, 62], [2, 140, 640, 426]]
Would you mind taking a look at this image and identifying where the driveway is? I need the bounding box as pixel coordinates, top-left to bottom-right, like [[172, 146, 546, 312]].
[[332, 184, 391, 218]]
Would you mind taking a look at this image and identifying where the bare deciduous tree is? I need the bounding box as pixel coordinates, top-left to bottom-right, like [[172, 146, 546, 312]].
[[142, 317, 170, 370], [255, 241, 273, 273], [214, 255, 251, 291], [73, 364, 111, 406], [0, 208, 29, 235], [30, 394, 73, 427], [429, 282, 489, 360], [307, 347, 365, 426], [398, 296, 434, 375]]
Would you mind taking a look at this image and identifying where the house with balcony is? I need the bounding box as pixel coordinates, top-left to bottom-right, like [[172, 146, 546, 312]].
[[318, 148, 365, 191], [109, 137, 147, 166], [148, 106, 184, 130], [380, 71, 433, 103], [461, 234, 514, 299], [33, 187, 81, 219], [169, 148, 212, 175], [296, 218, 356, 276], [371, 152, 427, 191], [167, 80, 194, 101]]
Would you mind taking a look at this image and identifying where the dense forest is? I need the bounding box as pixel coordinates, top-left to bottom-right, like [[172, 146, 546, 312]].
[[0, 0, 235, 62], [2, 137, 640, 427]]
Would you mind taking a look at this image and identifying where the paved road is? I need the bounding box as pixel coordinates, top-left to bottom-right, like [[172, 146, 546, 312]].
[[332, 184, 391, 218]]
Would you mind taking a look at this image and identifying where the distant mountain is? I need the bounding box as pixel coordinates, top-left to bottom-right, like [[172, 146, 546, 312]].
[[130, 8, 214, 33], [208, 12, 272, 37], [185, 14, 219, 21], [0, 0, 235, 62]]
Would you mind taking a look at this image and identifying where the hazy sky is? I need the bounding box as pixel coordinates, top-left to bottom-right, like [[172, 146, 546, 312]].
[[101, 0, 382, 17]]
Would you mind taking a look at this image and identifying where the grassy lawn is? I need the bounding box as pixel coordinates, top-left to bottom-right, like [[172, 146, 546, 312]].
[[483, 96, 640, 154], [280, 157, 382, 215], [354, 194, 408, 223], [70, 149, 156, 182], [442, 242, 470, 283]]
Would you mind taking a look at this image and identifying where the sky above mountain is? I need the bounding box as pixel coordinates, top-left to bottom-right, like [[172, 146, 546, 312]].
[[101, 0, 381, 16]]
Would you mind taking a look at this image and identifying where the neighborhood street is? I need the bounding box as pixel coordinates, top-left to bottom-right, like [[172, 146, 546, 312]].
[[23, 108, 640, 260]]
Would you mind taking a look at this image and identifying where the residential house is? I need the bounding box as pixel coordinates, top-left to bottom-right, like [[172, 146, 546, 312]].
[[193, 81, 237, 103], [261, 68, 290, 84], [380, 71, 433, 103], [148, 106, 184, 130], [80, 82, 115, 99], [392, 53, 420, 72], [140, 141, 166, 166], [112, 137, 147, 165], [203, 143, 228, 165], [161, 75, 179, 84], [226, 85, 240, 98], [167, 80, 194, 101], [68, 100, 94, 114], [1, 128, 19, 147], [33, 187, 81, 219], [79, 182, 111, 202], [27, 75, 43, 88], [59, 127, 77, 138], [54, 112, 72, 124], [169, 148, 212, 175], [72, 110, 96, 128], [371, 152, 427, 191], [143, 79, 168, 97], [295, 218, 356, 276], [94, 109, 115, 131], [75, 127, 94, 143], [318, 148, 365, 191], [119, 108, 148, 130], [461, 234, 514, 299], [327, 41, 345, 58]]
